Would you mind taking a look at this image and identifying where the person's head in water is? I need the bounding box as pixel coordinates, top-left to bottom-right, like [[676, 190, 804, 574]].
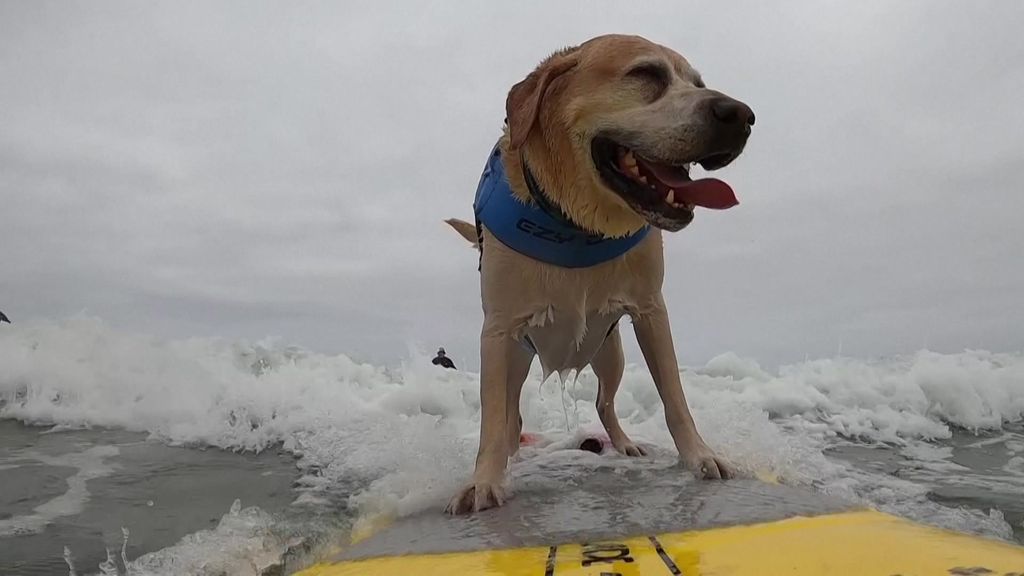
[[432, 347, 456, 369]]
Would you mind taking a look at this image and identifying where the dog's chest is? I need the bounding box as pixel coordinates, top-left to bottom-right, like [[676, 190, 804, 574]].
[[521, 292, 632, 376], [480, 227, 663, 374]]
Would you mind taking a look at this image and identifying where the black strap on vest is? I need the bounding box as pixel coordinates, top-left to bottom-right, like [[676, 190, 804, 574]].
[[520, 154, 584, 230]]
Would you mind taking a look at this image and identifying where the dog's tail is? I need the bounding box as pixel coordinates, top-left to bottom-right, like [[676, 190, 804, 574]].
[[445, 218, 480, 249]]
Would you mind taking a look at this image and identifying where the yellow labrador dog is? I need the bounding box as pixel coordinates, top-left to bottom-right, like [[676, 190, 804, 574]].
[[444, 34, 754, 514]]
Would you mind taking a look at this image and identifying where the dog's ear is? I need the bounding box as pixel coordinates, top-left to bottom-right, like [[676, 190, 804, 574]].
[[505, 50, 579, 150]]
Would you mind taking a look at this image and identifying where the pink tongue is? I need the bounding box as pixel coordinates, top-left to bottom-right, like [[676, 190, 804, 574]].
[[672, 178, 739, 210], [638, 159, 739, 210]]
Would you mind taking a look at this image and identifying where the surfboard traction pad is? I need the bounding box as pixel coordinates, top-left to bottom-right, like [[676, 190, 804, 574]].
[[299, 471, 1024, 575]]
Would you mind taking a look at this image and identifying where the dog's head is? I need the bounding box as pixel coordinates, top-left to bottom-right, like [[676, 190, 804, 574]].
[[504, 34, 754, 237]]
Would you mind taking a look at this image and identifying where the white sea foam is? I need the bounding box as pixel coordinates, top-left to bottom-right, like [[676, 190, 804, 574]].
[[2, 315, 1022, 572], [124, 499, 290, 576]]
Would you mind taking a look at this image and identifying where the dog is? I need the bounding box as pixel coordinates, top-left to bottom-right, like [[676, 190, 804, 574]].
[[444, 34, 754, 514]]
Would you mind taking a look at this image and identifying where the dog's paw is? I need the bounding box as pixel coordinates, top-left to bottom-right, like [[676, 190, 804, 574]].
[[444, 481, 506, 515], [613, 439, 648, 457], [605, 430, 648, 457], [681, 443, 735, 480]]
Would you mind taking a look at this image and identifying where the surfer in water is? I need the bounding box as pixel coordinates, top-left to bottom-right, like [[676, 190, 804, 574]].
[[432, 347, 456, 369], [0, 310, 9, 323]]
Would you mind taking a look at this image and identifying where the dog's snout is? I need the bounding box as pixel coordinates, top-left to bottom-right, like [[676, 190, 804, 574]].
[[694, 95, 754, 168], [710, 97, 755, 128]]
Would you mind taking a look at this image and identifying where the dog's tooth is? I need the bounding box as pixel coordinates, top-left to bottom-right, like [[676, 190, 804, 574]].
[[639, 175, 648, 184], [665, 189, 675, 204], [628, 163, 641, 177], [624, 151, 637, 167]]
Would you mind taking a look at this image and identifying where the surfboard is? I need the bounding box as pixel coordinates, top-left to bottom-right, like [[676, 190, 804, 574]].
[[295, 469, 1024, 575]]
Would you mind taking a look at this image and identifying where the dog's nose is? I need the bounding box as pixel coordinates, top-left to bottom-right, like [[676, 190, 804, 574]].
[[710, 97, 755, 127]]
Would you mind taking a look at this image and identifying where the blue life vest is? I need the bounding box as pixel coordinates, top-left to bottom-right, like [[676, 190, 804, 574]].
[[473, 145, 649, 269]]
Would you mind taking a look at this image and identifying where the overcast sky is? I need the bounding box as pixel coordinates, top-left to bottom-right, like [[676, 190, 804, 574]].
[[2, 1, 1022, 370]]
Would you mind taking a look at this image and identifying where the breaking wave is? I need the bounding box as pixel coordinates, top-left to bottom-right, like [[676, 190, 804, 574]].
[[2, 315, 1022, 574]]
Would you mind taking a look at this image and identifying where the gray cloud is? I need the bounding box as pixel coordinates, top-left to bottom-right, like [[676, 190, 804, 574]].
[[2, 0, 1022, 369]]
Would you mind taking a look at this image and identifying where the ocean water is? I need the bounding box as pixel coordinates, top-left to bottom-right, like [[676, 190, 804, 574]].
[[1, 316, 1022, 574], [0, 421, 301, 575]]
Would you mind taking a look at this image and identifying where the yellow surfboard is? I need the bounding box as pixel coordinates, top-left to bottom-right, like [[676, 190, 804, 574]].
[[296, 475, 1024, 575], [298, 510, 1024, 575]]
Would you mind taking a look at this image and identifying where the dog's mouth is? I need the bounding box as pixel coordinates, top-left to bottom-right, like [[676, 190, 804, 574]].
[[592, 137, 739, 232]]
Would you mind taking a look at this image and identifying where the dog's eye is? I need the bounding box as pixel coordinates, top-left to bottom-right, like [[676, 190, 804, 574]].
[[625, 63, 669, 100], [694, 77, 706, 89], [626, 63, 669, 84]]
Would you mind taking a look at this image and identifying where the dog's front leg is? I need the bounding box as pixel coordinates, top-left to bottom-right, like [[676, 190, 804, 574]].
[[632, 295, 735, 480], [445, 326, 515, 514]]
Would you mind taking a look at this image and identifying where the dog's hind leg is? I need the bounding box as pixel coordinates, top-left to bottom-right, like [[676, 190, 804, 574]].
[[591, 324, 647, 457]]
